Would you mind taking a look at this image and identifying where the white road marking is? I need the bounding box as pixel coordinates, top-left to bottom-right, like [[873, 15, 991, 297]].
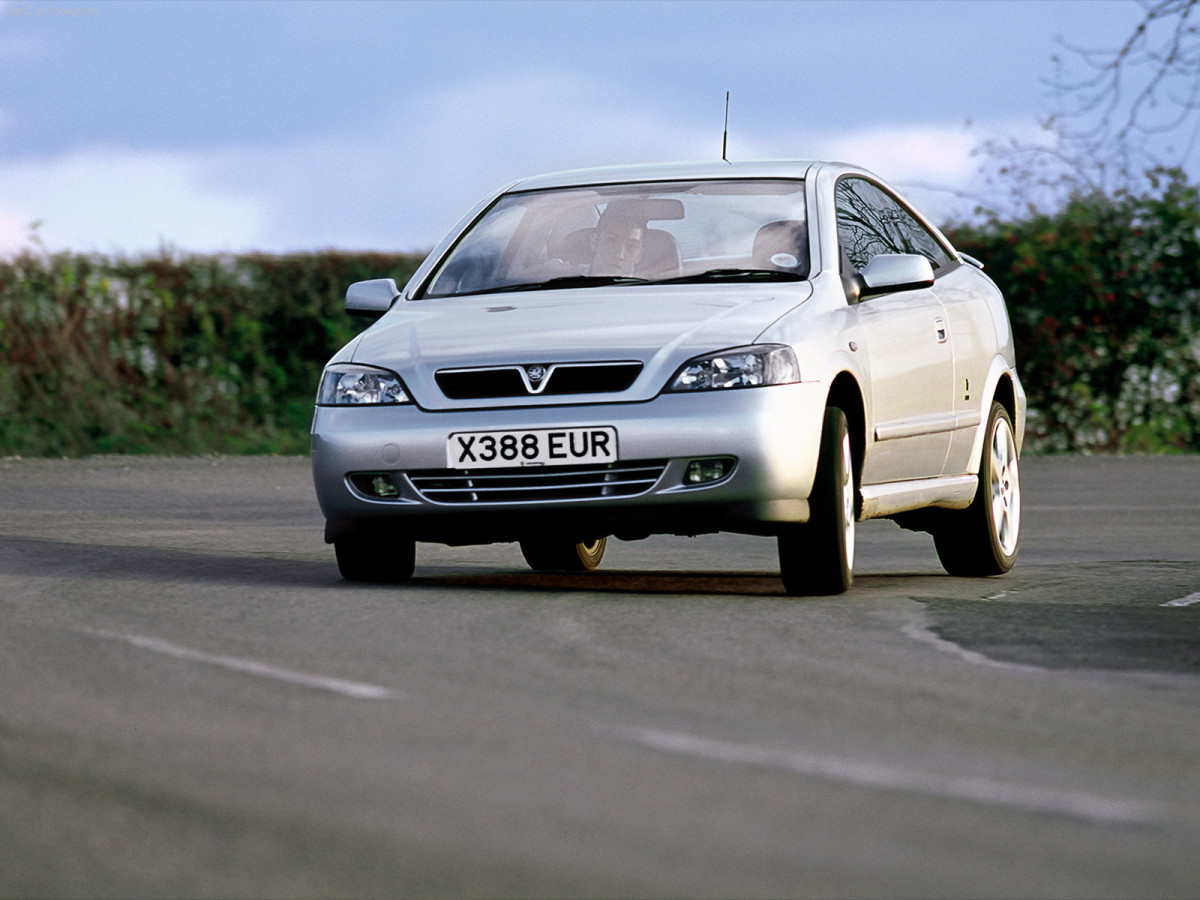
[[1163, 592, 1200, 607], [86, 630, 400, 699], [1024, 505, 1200, 511], [617, 727, 1157, 827]]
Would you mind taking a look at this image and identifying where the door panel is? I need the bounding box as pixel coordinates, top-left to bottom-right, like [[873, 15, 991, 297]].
[[857, 288, 955, 484], [834, 175, 958, 484]]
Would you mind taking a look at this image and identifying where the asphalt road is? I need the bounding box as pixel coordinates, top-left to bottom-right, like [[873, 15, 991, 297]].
[[1, 454, 1198, 898]]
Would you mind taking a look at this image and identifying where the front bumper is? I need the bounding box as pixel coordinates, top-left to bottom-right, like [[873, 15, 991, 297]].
[[311, 382, 828, 544]]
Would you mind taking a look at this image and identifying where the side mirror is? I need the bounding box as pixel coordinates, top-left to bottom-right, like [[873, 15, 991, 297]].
[[345, 279, 401, 318], [859, 254, 935, 298]]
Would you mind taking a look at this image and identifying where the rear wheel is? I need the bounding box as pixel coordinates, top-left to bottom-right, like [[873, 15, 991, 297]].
[[334, 536, 416, 583], [520, 537, 607, 572], [778, 407, 855, 596], [932, 401, 1021, 576]]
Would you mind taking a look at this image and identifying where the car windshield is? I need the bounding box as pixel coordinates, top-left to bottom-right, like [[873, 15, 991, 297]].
[[421, 179, 808, 298]]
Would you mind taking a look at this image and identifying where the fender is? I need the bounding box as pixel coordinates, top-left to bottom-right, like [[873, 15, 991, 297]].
[[962, 355, 1027, 475]]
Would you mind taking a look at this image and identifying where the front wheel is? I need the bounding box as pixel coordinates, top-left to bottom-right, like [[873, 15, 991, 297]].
[[778, 407, 855, 596], [334, 535, 416, 583], [520, 536, 607, 572], [932, 401, 1021, 576]]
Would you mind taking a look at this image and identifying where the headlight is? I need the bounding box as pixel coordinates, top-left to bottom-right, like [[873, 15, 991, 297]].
[[666, 344, 800, 392], [318, 364, 411, 405]]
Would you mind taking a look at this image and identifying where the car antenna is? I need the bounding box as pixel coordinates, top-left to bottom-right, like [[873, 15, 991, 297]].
[[722, 91, 732, 164]]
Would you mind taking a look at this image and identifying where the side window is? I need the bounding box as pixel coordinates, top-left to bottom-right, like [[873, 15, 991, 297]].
[[835, 178, 953, 273]]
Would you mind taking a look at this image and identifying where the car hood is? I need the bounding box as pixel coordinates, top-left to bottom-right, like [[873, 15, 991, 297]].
[[348, 283, 813, 410]]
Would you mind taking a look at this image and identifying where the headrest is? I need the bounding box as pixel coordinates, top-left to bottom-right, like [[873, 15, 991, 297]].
[[752, 220, 808, 275]]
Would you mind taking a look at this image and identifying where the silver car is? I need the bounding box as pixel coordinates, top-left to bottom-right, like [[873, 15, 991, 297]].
[[311, 160, 1025, 595]]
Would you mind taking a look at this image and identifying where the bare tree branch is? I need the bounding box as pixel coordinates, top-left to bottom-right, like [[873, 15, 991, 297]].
[[1042, 0, 1200, 188], [958, 0, 1200, 221]]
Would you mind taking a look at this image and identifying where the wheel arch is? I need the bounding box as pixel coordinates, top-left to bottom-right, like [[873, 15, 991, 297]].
[[964, 360, 1027, 475], [993, 373, 1016, 423], [826, 371, 866, 500]]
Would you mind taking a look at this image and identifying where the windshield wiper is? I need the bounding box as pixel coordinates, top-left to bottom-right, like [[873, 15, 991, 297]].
[[463, 275, 652, 296], [652, 268, 807, 284], [445, 269, 803, 297]]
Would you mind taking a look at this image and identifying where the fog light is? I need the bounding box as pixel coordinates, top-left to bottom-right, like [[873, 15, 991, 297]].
[[684, 458, 734, 485], [350, 473, 400, 499], [371, 475, 398, 498]]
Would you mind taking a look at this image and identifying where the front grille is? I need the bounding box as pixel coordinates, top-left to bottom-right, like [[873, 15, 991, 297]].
[[408, 459, 668, 504], [438, 369, 527, 398], [436, 362, 643, 399]]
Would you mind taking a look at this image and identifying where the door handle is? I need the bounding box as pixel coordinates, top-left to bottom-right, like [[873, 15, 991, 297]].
[[934, 317, 948, 343]]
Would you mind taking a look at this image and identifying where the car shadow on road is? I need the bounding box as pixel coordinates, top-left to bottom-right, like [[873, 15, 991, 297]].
[[0, 536, 340, 588], [1, 536, 945, 596], [405, 568, 950, 597], [412, 569, 790, 595]]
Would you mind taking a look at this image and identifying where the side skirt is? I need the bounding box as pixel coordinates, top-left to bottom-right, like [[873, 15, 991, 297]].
[[859, 474, 978, 520]]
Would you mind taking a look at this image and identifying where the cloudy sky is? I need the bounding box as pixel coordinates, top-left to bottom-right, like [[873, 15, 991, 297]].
[[0, 0, 1178, 256]]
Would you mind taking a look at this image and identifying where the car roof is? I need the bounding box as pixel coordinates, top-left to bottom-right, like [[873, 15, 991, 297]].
[[508, 160, 860, 191]]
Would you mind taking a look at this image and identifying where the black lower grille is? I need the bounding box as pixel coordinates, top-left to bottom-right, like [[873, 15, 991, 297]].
[[408, 460, 667, 504]]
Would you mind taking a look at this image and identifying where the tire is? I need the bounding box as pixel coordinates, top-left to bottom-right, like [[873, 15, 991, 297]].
[[520, 536, 607, 572], [334, 536, 416, 583], [778, 407, 855, 596], [932, 401, 1021, 576]]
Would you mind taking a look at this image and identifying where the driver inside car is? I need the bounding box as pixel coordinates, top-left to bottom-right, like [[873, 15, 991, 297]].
[[589, 208, 647, 276]]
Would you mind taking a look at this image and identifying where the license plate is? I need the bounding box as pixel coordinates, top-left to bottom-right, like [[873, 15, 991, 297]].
[[446, 426, 618, 469]]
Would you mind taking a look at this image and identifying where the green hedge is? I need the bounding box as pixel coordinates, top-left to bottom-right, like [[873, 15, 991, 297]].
[[0, 251, 422, 456], [946, 169, 1200, 452], [3, 171, 1199, 457]]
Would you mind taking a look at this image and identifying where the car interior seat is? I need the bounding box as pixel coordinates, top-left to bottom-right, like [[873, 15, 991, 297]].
[[752, 220, 809, 276]]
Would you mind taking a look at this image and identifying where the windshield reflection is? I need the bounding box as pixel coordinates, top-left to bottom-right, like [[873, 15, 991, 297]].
[[421, 180, 808, 299]]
